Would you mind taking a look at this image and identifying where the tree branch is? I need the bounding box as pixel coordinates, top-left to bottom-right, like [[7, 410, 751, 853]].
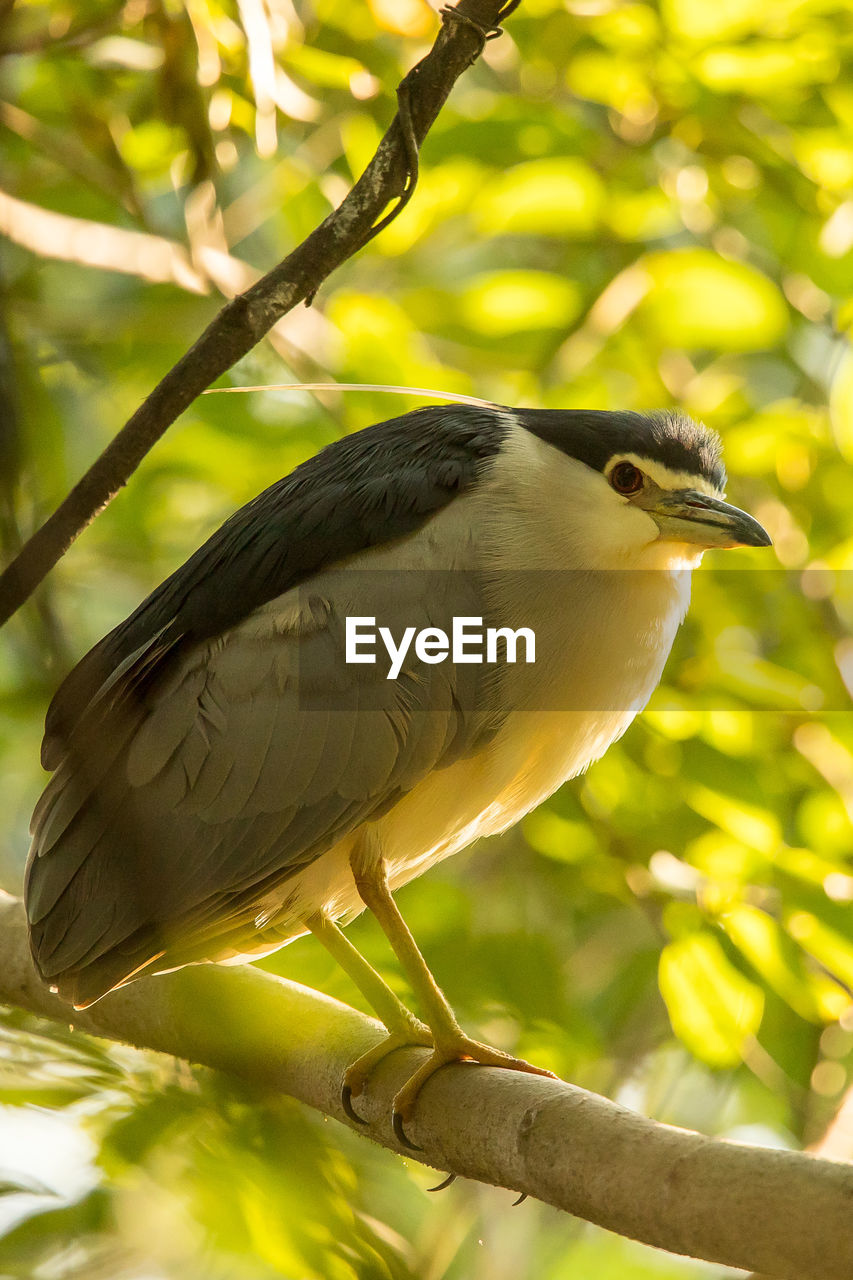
[[748, 1086, 853, 1280], [0, 895, 850, 1280], [0, 0, 515, 627]]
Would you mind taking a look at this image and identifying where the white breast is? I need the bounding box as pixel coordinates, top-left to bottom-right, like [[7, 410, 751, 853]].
[[374, 421, 695, 888], [377, 557, 689, 887]]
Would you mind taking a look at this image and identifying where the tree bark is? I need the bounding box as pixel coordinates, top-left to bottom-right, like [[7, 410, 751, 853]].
[[0, 895, 850, 1280], [0, 0, 516, 627]]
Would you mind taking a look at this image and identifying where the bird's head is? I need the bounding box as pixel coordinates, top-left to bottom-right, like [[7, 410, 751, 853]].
[[509, 407, 772, 570], [598, 410, 770, 557]]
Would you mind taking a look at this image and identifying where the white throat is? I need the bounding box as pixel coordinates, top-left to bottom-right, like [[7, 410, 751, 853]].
[[475, 418, 696, 716]]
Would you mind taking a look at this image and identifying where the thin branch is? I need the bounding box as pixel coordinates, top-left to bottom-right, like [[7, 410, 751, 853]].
[[0, 0, 515, 628], [0, 188, 209, 293], [0, 103, 147, 221], [0, 184, 341, 394], [0, 896, 851, 1280]]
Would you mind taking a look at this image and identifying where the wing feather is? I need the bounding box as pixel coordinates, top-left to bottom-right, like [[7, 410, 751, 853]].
[[26, 497, 506, 1004], [125, 667, 207, 788], [239, 688, 305, 814], [198, 691, 280, 823]]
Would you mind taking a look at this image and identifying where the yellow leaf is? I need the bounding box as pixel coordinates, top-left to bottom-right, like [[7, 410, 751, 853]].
[[722, 904, 838, 1021], [459, 271, 582, 335], [641, 249, 788, 351], [367, 0, 436, 37], [663, 0, 771, 42], [659, 933, 764, 1066], [473, 158, 604, 237], [687, 784, 780, 854]]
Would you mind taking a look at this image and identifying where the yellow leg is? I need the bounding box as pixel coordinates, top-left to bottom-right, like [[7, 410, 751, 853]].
[[304, 913, 433, 1123], [352, 857, 555, 1147], [305, 911, 426, 1035]]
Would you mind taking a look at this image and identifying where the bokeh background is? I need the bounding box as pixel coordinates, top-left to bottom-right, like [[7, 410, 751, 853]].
[[3, 0, 853, 1275]]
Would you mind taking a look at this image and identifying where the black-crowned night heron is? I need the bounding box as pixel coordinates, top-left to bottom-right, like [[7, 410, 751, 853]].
[[25, 403, 771, 1141]]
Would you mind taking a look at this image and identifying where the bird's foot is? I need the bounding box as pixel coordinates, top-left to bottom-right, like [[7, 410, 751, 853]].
[[390, 1032, 555, 1150], [341, 1018, 434, 1125]]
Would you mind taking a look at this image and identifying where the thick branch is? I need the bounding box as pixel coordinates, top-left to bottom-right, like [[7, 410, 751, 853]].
[[0, 0, 513, 627], [0, 896, 850, 1279]]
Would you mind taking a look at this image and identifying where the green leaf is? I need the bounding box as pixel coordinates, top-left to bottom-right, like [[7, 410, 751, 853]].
[[641, 250, 789, 351], [696, 39, 838, 96], [721, 903, 845, 1022], [473, 158, 605, 236], [662, 0, 770, 42], [686, 784, 780, 854], [659, 933, 765, 1066], [459, 271, 582, 335]]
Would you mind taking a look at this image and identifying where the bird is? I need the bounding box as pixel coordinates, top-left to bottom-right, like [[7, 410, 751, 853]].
[[25, 402, 771, 1142]]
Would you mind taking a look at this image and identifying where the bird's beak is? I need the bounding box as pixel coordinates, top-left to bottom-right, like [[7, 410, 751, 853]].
[[652, 490, 772, 549]]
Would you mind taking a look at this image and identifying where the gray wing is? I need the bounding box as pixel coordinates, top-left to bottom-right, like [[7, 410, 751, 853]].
[[40, 404, 507, 768], [26, 560, 503, 1006]]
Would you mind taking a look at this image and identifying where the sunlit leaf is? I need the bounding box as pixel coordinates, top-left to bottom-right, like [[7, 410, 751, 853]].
[[366, 0, 436, 37], [284, 45, 371, 90], [830, 345, 853, 460], [662, 0, 770, 42], [687, 831, 765, 884], [721, 903, 841, 1022], [377, 160, 487, 255], [459, 270, 582, 335], [566, 52, 655, 115], [606, 190, 680, 241], [659, 933, 764, 1066], [795, 130, 853, 192], [686, 784, 780, 854], [590, 4, 662, 51], [524, 809, 597, 863], [115, 120, 187, 176], [785, 910, 853, 988], [696, 40, 838, 96], [641, 250, 789, 351], [473, 158, 605, 236]]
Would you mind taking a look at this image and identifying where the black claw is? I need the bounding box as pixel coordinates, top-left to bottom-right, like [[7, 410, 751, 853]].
[[427, 1172, 457, 1193], [511, 1192, 527, 1207], [392, 1109, 423, 1151], [341, 1084, 369, 1126]]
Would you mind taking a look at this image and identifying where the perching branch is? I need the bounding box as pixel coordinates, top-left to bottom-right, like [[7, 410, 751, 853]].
[[747, 1086, 853, 1280], [0, 0, 518, 627], [0, 896, 850, 1280]]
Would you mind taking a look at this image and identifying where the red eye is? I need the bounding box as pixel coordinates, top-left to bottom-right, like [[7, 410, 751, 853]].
[[609, 462, 644, 495]]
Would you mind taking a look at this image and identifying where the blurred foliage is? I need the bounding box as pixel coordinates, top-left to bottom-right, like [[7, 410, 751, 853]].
[[2, 0, 853, 1275]]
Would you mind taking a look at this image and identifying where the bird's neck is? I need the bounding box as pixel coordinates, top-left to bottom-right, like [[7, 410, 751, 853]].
[[471, 441, 696, 714]]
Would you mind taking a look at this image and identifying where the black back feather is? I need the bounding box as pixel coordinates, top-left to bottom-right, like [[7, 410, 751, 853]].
[[42, 405, 508, 766]]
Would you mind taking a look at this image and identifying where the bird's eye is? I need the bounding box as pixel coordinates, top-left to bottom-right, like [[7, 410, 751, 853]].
[[609, 462, 644, 495]]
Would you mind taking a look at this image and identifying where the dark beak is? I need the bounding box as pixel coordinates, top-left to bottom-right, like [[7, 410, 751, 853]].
[[652, 491, 772, 549]]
